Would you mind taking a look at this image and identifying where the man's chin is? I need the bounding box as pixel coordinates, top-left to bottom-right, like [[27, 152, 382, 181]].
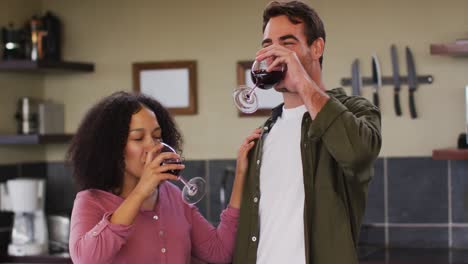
[[273, 81, 289, 93], [274, 86, 289, 93]]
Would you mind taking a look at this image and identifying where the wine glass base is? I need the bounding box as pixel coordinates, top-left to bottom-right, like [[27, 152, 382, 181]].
[[233, 86, 258, 114], [182, 177, 206, 205]]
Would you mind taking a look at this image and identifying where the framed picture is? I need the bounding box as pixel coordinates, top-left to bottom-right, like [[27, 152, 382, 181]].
[[236, 60, 283, 116], [133, 61, 197, 115]]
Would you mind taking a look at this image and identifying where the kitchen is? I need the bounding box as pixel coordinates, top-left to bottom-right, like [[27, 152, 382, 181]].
[[0, 0, 468, 263]]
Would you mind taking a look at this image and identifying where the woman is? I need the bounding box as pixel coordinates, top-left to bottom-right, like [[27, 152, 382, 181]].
[[68, 91, 260, 264]]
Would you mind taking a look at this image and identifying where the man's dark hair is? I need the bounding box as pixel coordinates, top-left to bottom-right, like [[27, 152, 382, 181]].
[[67, 91, 183, 193], [263, 1, 326, 66]]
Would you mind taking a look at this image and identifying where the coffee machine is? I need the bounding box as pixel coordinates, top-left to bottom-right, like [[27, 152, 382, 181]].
[[1, 23, 27, 60], [15, 97, 39, 135], [14, 97, 65, 135], [0, 178, 48, 256]]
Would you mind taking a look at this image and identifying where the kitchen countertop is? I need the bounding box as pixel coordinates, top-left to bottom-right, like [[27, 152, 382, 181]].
[[1, 248, 468, 263], [359, 246, 468, 264], [0, 255, 71, 264]]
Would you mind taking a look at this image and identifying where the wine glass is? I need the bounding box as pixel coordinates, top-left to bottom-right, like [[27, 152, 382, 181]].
[[233, 57, 286, 114], [159, 142, 206, 205]]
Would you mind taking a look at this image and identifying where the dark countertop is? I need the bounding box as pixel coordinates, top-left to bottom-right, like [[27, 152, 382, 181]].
[[1, 248, 468, 263], [0, 255, 71, 264], [359, 246, 468, 264]]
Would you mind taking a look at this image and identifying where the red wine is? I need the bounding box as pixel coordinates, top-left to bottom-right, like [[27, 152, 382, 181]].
[[251, 70, 285, 90], [162, 158, 183, 176]]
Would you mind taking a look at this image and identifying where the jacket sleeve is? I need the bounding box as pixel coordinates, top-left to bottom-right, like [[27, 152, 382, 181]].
[[190, 205, 240, 263], [309, 96, 382, 179], [69, 195, 133, 264]]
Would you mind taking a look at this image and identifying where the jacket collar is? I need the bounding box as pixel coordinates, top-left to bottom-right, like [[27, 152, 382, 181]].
[[271, 103, 284, 122]]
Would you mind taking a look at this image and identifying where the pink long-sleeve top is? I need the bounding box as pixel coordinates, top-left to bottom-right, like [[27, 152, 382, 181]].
[[69, 182, 239, 264]]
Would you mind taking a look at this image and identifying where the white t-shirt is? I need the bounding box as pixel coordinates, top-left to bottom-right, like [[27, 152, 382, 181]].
[[256, 105, 307, 264]]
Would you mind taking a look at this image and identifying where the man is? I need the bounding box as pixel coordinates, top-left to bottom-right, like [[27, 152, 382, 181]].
[[233, 1, 382, 264]]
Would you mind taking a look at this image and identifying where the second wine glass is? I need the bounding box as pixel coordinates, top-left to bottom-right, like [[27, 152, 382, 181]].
[[233, 57, 286, 114], [159, 142, 206, 205]]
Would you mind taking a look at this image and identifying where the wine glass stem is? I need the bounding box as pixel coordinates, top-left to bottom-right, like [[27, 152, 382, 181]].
[[178, 176, 197, 194], [244, 84, 257, 102], [246, 86, 257, 99]]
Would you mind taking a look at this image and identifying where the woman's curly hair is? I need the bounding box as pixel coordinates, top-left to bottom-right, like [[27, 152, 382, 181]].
[[67, 91, 183, 192]]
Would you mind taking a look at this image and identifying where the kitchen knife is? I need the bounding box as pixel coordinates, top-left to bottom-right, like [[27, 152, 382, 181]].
[[351, 59, 362, 96], [371, 54, 382, 108], [406, 46, 418, 119], [390, 45, 402, 116]]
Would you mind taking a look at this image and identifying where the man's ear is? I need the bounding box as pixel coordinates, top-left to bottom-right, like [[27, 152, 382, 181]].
[[310, 37, 325, 61]]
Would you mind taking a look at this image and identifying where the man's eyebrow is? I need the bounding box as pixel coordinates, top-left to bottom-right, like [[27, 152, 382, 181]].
[[279, 34, 299, 42], [261, 38, 272, 46], [261, 34, 299, 46]]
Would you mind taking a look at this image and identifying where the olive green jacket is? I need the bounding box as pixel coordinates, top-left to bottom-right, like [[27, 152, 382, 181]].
[[233, 88, 382, 264]]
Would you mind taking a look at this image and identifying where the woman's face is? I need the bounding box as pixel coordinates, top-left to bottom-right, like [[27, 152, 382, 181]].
[[124, 106, 162, 180]]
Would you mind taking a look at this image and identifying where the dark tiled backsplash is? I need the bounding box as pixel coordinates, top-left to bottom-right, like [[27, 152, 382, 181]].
[[363, 158, 384, 224], [452, 227, 468, 249], [388, 227, 449, 248], [451, 160, 468, 223], [387, 157, 448, 223], [360, 225, 385, 245], [361, 158, 468, 249], [1, 157, 468, 249], [207, 160, 236, 223]]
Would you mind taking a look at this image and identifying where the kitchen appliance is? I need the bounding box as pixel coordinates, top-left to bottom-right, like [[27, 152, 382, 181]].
[[220, 167, 235, 209], [0, 178, 48, 256], [47, 215, 70, 256], [0, 212, 13, 254], [41, 11, 62, 61], [1, 23, 26, 60], [15, 97, 39, 134], [26, 12, 62, 61], [38, 101, 65, 134], [15, 97, 65, 135]]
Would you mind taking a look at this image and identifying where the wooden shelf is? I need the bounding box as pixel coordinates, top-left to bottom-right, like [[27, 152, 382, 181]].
[[430, 43, 468, 56], [0, 134, 73, 145], [0, 60, 94, 72], [432, 148, 468, 160]]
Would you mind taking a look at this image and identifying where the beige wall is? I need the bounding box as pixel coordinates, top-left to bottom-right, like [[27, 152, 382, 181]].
[[1, 0, 468, 163]]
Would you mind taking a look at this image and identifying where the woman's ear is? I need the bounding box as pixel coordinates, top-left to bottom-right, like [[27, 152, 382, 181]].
[[310, 37, 325, 61]]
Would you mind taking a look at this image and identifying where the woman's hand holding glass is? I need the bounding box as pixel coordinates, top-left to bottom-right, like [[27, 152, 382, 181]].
[[133, 144, 184, 199]]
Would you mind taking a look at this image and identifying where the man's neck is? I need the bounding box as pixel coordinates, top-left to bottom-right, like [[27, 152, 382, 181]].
[[282, 80, 326, 109], [283, 93, 305, 109]]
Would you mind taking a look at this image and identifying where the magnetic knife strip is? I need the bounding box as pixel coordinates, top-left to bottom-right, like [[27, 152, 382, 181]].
[[341, 75, 433, 87]]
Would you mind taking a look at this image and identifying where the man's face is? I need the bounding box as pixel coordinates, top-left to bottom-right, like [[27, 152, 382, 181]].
[[262, 15, 314, 92]]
